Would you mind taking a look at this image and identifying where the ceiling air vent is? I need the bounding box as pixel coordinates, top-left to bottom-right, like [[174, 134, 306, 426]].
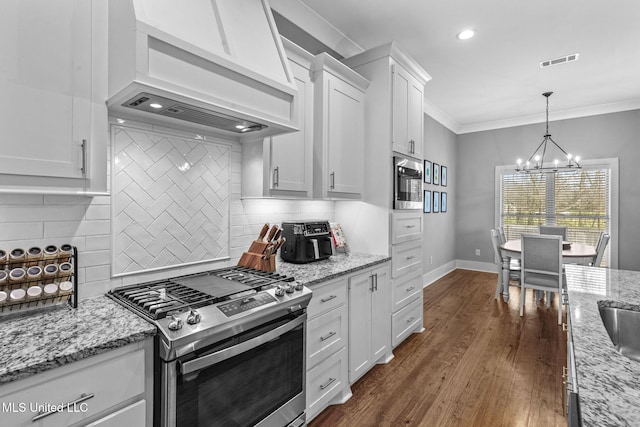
[[540, 53, 579, 68], [123, 93, 267, 134]]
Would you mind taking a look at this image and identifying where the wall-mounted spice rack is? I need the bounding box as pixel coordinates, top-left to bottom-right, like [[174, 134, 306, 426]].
[[0, 244, 78, 316]]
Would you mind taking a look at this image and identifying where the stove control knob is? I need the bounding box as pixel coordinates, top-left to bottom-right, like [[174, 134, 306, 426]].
[[275, 286, 286, 297], [285, 284, 295, 294], [187, 309, 201, 325], [294, 282, 304, 291], [168, 314, 183, 331]]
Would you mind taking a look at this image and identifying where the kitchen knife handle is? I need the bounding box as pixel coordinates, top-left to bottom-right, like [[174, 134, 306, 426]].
[[258, 223, 269, 241], [267, 225, 278, 242], [273, 228, 282, 242]]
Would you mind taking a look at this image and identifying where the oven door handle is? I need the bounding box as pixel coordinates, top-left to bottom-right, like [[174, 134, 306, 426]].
[[179, 314, 305, 375]]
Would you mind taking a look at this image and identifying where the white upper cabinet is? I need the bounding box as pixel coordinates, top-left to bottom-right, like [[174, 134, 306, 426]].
[[392, 63, 424, 158], [241, 38, 313, 198], [311, 54, 369, 199], [0, 0, 108, 194]]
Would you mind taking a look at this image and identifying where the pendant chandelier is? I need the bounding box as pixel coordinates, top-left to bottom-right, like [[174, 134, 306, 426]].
[[515, 92, 581, 173]]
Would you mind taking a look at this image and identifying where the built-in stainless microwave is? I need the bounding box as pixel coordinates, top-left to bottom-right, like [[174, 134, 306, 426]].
[[394, 156, 423, 209]]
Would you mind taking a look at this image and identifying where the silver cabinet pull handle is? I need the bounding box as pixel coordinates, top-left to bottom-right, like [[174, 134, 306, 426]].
[[81, 139, 87, 176], [406, 256, 415, 260], [321, 295, 337, 303], [406, 286, 415, 292], [405, 225, 416, 228], [407, 316, 416, 323], [320, 331, 336, 342], [32, 392, 95, 422], [330, 172, 335, 190], [320, 377, 336, 390], [374, 273, 378, 291], [273, 166, 279, 187]]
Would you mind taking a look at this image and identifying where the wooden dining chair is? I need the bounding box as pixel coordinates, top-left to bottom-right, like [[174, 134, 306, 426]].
[[490, 228, 520, 299], [520, 233, 564, 325], [539, 225, 568, 240], [591, 232, 610, 267]]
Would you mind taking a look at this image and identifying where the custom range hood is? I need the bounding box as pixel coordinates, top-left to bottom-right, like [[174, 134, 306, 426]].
[[107, 0, 298, 140]]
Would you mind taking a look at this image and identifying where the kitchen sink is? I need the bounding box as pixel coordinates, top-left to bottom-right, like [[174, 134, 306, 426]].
[[598, 305, 640, 362]]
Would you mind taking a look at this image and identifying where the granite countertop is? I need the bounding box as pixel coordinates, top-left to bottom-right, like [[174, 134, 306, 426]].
[[276, 252, 391, 285], [564, 264, 640, 426], [0, 295, 156, 386]]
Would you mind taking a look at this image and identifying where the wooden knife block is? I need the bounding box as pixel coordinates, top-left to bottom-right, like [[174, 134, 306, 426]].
[[237, 240, 276, 272]]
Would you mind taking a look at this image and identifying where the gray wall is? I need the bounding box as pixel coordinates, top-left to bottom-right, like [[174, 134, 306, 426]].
[[423, 114, 457, 273], [455, 109, 640, 271]]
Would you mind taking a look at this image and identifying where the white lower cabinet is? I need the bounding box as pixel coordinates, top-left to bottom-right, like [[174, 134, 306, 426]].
[[306, 347, 348, 421], [392, 295, 423, 348], [0, 340, 151, 427], [85, 400, 146, 427], [348, 263, 391, 384], [305, 277, 350, 422]]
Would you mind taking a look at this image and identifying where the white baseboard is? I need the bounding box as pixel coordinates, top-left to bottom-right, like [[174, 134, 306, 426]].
[[422, 260, 456, 287], [422, 260, 498, 288], [455, 260, 497, 274]]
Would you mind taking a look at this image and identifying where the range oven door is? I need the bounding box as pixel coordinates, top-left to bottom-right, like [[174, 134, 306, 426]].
[[160, 313, 306, 427], [394, 156, 423, 209]]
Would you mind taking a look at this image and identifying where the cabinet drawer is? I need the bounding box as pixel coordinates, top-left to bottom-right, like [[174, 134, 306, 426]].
[[307, 305, 347, 369], [392, 296, 423, 348], [391, 212, 423, 244], [307, 277, 348, 319], [392, 274, 423, 312], [85, 400, 146, 427], [391, 240, 423, 278], [306, 347, 347, 420], [0, 347, 145, 427]]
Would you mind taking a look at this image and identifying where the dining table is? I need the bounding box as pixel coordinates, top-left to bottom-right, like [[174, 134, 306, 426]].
[[497, 239, 597, 302]]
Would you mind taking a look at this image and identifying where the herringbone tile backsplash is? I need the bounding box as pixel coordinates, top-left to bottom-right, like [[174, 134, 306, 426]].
[[112, 127, 231, 275]]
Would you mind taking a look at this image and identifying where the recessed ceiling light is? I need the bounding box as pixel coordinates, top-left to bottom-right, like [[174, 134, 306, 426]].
[[456, 29, 477, 40], [149, 103, 163, 109]]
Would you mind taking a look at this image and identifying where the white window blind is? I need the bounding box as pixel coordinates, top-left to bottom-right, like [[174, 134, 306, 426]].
[[498, 161, 615, 267]]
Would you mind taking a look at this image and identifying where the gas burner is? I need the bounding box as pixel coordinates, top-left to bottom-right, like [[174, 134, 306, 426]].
[[107, 266, 295, 321]]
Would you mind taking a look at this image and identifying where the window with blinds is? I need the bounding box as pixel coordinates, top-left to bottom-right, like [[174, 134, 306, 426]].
[[498, 164, 612, 266]]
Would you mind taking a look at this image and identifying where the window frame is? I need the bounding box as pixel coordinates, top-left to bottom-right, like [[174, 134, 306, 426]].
[[495, 157, 619, 268]]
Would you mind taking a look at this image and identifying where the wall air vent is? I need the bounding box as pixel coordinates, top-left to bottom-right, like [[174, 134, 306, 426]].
[[122, 93, 267, 134], [540, 53, 580, 68]]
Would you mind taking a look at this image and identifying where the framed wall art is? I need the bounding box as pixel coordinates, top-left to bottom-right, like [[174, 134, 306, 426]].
[[424, 160, 432, 184], [441, 165, 447, 187], [433, 163, 440, 185], [433, 190, 440, 213], [423, 190, 431, 213], [441, 192, 447, 212]]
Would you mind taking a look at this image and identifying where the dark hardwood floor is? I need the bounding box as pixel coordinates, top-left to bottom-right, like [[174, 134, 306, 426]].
[[309, 269, 567, 427]]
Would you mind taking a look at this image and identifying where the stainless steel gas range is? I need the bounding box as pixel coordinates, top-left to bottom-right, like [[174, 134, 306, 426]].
[[107, 266, 312, 427]]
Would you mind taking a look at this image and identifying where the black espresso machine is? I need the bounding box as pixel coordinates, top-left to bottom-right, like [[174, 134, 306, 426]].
[[280, 221, 334, 263]]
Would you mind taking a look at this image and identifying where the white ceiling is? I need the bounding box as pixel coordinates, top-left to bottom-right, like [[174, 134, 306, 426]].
[[299, 0, 640, 133]]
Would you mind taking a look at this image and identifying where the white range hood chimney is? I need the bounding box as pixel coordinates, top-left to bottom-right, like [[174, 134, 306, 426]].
[[107, 0, 298, 140]]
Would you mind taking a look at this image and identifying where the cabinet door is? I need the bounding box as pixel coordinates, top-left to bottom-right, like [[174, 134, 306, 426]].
[[326, 76, 364, 195], [0, 0, 91, 179], [392, 64, 410, 155], [408, 75, 424, 158], [392, 64, 423, 158], [348, 270, 373, 382], [268, 59, 312, 194], [370, 264, 391, 360]]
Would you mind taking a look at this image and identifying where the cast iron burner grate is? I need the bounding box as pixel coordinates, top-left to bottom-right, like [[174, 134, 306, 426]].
[[107, 266, 294, 321]]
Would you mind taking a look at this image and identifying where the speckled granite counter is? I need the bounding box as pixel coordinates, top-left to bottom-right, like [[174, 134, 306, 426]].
[[564, 265, 640, 426], [276, 252, 390, 285], [0, 295, 156, 386]]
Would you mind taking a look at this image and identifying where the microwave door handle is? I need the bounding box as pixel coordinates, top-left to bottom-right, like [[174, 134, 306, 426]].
[[179, 315, 305, 375]]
